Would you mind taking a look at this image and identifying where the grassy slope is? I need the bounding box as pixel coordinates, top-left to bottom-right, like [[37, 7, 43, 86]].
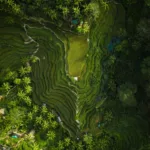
[[25, 23, 78, 137], [0, 17, 35, 70], [77, 3, 125, 135], [0, 2, 125, 138], [43, 20, 89, 77], [0, 16, 78, 137]]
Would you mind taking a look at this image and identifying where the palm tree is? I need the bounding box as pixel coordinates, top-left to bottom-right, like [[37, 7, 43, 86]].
[[108, 55, 116, 65], [73, 7, 80, 17], [51, 121, 58, 129], [31, 56, 39, 63], [1, 82, 11, 92], [17, 90, 26, 99], [83, 134, 93, 145], [22, 77, 31, 85], [86, 144, 93, 150], [24, 96, 32, 106], [58, 141, 64, 150], [77, 142, 84, 150], [83, 4, 91, 15], [77, 25, 83, 33], [43, 120, 49, 129], [64, 0, 70, 5], [35, 115, 42, 125], [33, 105, 39, 113], [101, 1, 109, 10], [47, 112, 54, 120], [25, 85, 32, 94], [5, 71, 18, 80], [47, 131, 56, 141], [74, 0, 83, 5], [27, 112, 33, 120], [19, 66, 26, 76], [14, 78, 21, 85], [13, 4, 21, 14], [71, 141, 77, 150], [83, 22, 90, 33], [32, 142, 40, 150], [62, 7, 69, 18], [41, 105, 48, 114], [6, 107, 25, 128], [104, 111, 113, 122], [5, 16, 14, 25], [64, 138, 71, 147], [25, 132, 35, 141], [44, 8, 57, 20], [50, 10, 57, 20], [25, 66, 32, 73], [21, 57, 30, 64]]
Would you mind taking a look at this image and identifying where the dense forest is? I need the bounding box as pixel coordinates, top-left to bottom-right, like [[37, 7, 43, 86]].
[[0, 0, 150, 150]]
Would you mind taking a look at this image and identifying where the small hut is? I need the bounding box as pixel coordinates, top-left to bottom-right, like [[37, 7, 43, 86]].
[[73, 76, 80, 81], [74, 77, 78, 81]]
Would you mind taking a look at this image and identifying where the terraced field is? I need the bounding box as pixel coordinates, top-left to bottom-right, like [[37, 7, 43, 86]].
[[26, 24, 78, 137], [0, 18, 35, 70], [0, 17, 78, 137], [0, 2, 125, 138], [76, 3, 125, 134]]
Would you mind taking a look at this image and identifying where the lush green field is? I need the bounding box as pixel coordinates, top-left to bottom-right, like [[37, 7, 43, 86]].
[[67, 34, 88, 77], [0, 2, 125, 137], [76, 3, 125, 134], [0, 16, 78, 137]]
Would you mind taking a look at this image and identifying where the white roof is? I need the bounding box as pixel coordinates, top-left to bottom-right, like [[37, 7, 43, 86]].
[[74, 77, 78, 81], [0, 108, 5, 115]]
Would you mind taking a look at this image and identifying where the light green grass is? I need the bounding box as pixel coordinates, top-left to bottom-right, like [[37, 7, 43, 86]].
[[67, 34, 88, 77]]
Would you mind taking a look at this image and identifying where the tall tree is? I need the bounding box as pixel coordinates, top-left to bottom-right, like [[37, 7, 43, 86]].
[[47, 131, 56, 141], [25, 85, 32, 94], [35, 115, 43, 125], [14, 78, 21, 85], [22, 77, 31, 85], [24, 96, 32, 106], [41, 105, 48, 114], [17, 90, 26, 100], [83, 134, 93, 145], [1, 82, 11, 92], [19, 66, 27, 76]]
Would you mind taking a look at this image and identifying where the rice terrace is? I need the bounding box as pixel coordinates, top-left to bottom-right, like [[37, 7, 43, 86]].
[[0, 0, 150, 150]]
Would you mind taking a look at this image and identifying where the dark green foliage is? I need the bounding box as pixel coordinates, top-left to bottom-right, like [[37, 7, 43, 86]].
[[141, 57, 150, 79], [0, 0, 150, 149], [118, 82, 137, 106], [0, 0, 92, 22], [95, 1, 150, 149]]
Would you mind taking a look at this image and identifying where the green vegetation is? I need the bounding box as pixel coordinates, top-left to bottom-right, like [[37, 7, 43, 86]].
[[67, 34, 88, 76], [0, 0, 150, 150]]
